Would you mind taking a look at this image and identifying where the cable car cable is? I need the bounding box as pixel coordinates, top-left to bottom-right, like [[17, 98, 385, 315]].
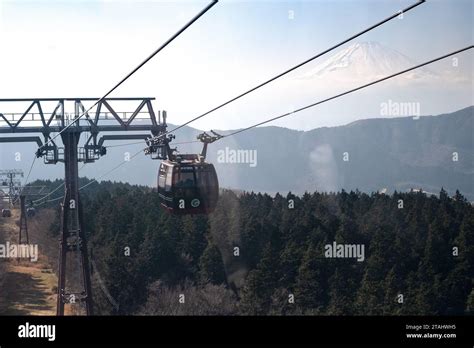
[[78, 149, 144, 191], [221, 45, 473, 138], [32, 163, 87, 204], [105, 139, 201, 148], [37, 45, 473, 206], [25, 0, 423, 200], [33, 140, 199, 206], [21, 0, 424, 208], [150, 0, 425, 141], [34, 195, 65, 208], [32, 182, 65, 204], [12, 157, 37, 205], [36, 0, 218, 154]]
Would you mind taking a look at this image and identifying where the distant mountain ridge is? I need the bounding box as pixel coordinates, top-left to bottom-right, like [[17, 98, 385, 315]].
[[0, 106, 472, 200], [203, 106, 473, 199]]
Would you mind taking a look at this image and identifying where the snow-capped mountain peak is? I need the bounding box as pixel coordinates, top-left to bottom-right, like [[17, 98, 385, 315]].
[[299, 41, 434, 81]]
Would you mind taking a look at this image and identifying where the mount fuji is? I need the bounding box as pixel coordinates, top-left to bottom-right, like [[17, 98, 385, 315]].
[[299, 41, 436, 82]]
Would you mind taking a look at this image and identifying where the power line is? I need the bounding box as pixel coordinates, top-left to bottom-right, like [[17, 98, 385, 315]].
[[151, 0, 425, 140], [223, 45, 473, 138], [37, 0, 218, 153]]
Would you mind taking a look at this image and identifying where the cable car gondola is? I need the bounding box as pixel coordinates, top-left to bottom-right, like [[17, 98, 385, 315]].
[[158, 154, 219, 214], [2, 209, 11, 218], [27, 207, 36, 218], [152, 131, 222, 215]]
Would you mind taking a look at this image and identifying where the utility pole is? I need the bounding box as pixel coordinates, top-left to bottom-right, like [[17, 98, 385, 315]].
[[0, 98, 169, 315]]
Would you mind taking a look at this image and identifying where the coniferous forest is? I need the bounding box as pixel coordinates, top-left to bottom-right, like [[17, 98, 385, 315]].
[[36, 179, 473, 316]]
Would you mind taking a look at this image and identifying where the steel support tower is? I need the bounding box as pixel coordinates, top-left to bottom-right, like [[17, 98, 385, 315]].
[[18, 195, 29, 245], [0, 169, 23, 206], [17, 186, 45, 246], [0, 98, 169, 315]]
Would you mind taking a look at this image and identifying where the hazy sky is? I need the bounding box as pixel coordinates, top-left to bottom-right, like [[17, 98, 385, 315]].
[[0, 0, 472, 133]]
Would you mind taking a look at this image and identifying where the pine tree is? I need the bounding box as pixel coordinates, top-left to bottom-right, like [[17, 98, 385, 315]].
[[294, 243, 327, 313], [466, 288, 474, 314], [355, 269, 384, 315], [327, 267, 355, 315], [382, 267, 403, 315], [239, 242, 280, 315], [198, 242, 227, 285]]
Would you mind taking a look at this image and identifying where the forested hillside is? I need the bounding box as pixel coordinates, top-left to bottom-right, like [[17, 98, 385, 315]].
[[36, 179, 473, 315]]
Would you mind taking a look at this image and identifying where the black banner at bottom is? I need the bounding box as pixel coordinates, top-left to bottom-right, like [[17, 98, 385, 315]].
[[0, 315, 472, 346]]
